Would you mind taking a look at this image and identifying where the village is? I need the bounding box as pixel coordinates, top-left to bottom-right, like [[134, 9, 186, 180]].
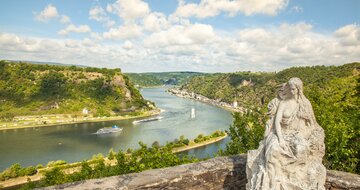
[[168, 88, 245, 113]]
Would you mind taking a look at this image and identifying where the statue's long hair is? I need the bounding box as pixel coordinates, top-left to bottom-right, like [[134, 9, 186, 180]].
[[288, 77, 318, 126]]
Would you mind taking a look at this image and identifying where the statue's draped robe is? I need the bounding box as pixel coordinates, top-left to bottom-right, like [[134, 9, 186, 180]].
[[246, 98, 326, 190]]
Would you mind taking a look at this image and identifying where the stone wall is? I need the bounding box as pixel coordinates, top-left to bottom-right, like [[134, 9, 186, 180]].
[[42, 155, 360, 190]]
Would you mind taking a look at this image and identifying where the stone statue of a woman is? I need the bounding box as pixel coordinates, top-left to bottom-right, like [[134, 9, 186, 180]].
[[246, 77, 326, 190]]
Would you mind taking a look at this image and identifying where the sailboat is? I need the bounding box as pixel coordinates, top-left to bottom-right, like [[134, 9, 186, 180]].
[[191, 108, 196, 119]]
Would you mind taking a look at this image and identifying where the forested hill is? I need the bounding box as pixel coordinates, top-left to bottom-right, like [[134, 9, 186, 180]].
[[182, 62, 360, 173], [0, 60, 150, 120], [125, 72, 205, 87], [181, 63, 359, 109]]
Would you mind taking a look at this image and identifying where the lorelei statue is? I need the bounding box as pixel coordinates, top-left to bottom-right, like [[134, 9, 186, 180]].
[[246, 77, 326, 190]]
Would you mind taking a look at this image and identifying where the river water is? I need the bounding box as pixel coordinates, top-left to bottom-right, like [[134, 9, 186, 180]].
[[0, 87, 233, 171]]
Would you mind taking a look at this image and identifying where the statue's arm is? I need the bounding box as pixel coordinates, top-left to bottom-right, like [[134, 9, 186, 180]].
[[274, 102, 284, 144]]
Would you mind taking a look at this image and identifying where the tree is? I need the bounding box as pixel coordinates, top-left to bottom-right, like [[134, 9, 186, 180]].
[[43, 167, 67, 186], [221, 110, 266, 156], [40, 71, 67, 98]]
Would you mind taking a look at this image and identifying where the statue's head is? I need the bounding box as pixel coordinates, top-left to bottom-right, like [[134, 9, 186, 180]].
[[281, 77, 303, 100]]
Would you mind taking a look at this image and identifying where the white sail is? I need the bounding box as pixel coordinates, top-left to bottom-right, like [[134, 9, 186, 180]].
[[191, 108, 196, 119]]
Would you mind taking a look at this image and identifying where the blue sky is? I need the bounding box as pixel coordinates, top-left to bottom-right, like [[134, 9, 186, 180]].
[[0, 0, 359, 72]]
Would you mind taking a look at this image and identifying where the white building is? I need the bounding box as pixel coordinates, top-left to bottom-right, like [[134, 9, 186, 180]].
[[82, 108, 89, 115], [233, 101, 238, 108]]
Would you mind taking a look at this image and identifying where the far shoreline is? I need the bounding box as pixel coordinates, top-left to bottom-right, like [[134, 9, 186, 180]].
[[0, 109, 161, 131]]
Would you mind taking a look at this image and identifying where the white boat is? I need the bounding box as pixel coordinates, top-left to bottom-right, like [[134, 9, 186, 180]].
[[95, 125, 123, 134], [191, 108, 196, 119], [133, 116, 163, 124]]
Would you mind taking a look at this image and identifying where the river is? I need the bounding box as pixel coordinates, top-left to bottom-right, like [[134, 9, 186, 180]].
[[0, 87, 233, 171]]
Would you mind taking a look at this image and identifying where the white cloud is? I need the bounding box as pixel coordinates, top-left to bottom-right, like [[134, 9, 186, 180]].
[[60, 15, 71, 24], [35, 4, 59, 22], [1, 22, 360, 72], [175, 0, 289, 18], [123, 40, 134, 49], [335, 24, 360, 46], [107, 0, 150, 21], [291, 6, 303, 13], [103, 24, 142, 40], [89, 6, 115, 28], [144, 23, 215, 47], [89, 6, 105, 21], [143, 12, 170, 32], [58, 24, 91, 36]]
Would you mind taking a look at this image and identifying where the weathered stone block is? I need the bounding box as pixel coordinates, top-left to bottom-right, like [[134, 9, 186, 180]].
[[40, 155, 360, 190]]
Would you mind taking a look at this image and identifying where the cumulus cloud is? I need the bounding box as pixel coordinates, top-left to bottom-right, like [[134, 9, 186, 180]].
[[89, 6, 115, 28], [58, 24, 91, 36], [143, 12, 170, 32], [107, 0, 150, 21], [0, 32, 148, 70], [144, 23, 215, 47], [123, 40, 134, 49], [35, 4, 59, 22], [60, 15, 71, 24], [103, 24, 142, 40], [1, 21, 360, 72], [175, 0, 289, 18], [335, 24, 360, 46]]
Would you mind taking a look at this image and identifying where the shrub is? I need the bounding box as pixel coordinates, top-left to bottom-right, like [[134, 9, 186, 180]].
[[47, 160, 67, 167]]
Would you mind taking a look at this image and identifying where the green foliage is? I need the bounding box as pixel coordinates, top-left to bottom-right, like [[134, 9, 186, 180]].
[[183, 138, 190, 145], [46, 160, 67, 167], [0, 163, 37, 181], [36, 141, 198, 188], [0, 60, 150, 120], [152, 141, 160, 148], [216, 63, 360, 174], [308, 75, 359, 173], [19, 177, 37, 190], [39, 71, 67, 98], [219, 111, 266, 156], [43, 167, 67, 186], [10, 131, 225, 188], [108, 148, 116, 160], [125, 72, 205, 87]]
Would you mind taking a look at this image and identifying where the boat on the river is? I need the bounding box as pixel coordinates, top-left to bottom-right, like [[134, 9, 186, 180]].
[[190, 108, 196, 119], [132, 116, 163, 124], [95, 125, 123, 134]]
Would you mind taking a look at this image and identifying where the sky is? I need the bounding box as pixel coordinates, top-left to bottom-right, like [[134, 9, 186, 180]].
[[0, 0, 359, 73]]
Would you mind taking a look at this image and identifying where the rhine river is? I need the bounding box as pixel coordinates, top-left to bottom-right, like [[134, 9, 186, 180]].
[[0, 87, 233, 171]]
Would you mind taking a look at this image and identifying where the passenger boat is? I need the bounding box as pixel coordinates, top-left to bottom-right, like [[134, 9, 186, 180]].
[[132, 116, 163, 124], [95, 125, 123, 134]]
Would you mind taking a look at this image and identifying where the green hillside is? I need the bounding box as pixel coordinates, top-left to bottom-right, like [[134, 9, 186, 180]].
[[183, 63, 360, 173], [0, 60, 152, 120], [182, 63, 359, 109], [125, 72, 206, 87]]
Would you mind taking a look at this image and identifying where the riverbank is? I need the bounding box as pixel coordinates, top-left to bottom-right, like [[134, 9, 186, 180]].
[[0, 132, 228, 189], [168, 88, 245, 113], [0, 109, 161, 131], [172, 133, 228, 153]]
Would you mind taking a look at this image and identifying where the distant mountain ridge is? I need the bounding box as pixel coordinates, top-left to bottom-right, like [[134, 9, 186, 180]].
[[125, 72, 207, 87], [3, 59, 88, 68]]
